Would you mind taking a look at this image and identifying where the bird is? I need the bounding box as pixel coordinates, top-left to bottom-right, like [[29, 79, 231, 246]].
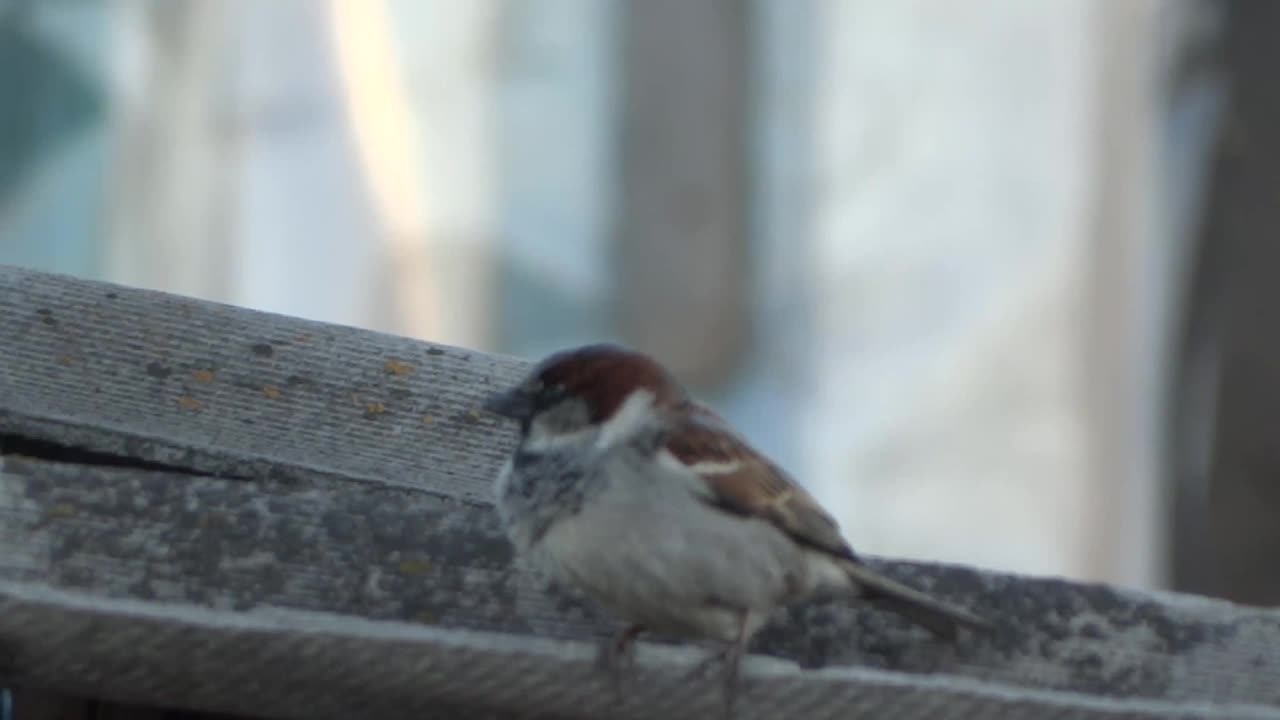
[[484, 343, 988, 715]]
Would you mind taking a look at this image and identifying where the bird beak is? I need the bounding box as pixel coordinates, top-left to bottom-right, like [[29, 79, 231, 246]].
[[483, 387, 532, 420]]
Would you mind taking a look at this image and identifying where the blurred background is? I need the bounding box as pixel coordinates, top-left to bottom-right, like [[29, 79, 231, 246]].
[[1, 0, 1273, 603]]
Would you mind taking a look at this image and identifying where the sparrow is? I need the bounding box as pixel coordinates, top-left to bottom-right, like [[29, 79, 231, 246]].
[[484, 343, 988, 714]]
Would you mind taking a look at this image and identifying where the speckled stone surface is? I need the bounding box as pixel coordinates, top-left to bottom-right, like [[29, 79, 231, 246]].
[[1, 265, 1278, 719]]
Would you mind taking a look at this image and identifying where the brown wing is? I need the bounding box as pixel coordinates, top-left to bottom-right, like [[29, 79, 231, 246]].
[[663, 407, 859, 561], [665, 406, 993, 638]]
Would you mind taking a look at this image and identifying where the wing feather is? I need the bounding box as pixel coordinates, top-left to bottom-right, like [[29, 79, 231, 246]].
[[662, 407, 858, 561], [660, 403, 992, 638]]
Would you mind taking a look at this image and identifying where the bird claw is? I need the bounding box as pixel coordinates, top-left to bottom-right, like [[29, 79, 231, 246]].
[[597, 643, 632, 699], [596, 625, 644, 701], [684, 643, 744, 719], [684, 645, 730, 680]]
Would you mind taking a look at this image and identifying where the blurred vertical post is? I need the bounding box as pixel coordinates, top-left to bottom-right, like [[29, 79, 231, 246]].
[[1172, 0, 1280, 604], [103, 0, 236, 300], [1080, 0, 1165, 587], [613, 0, 752, 384], [806, 2, 1103, 578], [330, 0, 498, 348], [1149, 0, 1227, 596]]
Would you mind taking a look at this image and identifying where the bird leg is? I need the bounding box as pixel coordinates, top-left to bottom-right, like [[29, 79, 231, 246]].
[[596, 623, 646, 699], [719, 615, 750, 719], [683, 614, 751, 719]]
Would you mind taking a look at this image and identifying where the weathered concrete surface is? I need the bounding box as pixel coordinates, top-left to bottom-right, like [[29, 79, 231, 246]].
[[1, 265, 1279, 719], [0, 263, 524, 500], [5, 576, 1275, 720]]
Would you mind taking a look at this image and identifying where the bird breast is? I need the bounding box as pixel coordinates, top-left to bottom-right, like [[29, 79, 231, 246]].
[[525, 451, 826, 640]]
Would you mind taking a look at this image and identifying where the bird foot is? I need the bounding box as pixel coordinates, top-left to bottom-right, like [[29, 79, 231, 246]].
[[595, 625, 644, 701], [684, 645, 731, 680], [683, 643, 745, 719]]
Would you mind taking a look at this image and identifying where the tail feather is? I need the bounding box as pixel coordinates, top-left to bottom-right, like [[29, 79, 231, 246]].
[[840, 560, 991, 641]]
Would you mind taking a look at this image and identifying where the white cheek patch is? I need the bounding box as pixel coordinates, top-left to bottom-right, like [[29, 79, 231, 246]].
[[522, 422, 595, 453], [594, 389, 656, 450], [493, 457, 514, 495]]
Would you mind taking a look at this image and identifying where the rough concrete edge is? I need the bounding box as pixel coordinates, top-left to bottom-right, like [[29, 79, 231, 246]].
[[6, 445, 1280, 708], [0, 581, 1276, 720], [0, 412, 442, 496], [0, 262, 527, 365]]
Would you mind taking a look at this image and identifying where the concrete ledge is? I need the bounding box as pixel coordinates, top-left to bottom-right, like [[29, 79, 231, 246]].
[[1, 265, 1278, 718]]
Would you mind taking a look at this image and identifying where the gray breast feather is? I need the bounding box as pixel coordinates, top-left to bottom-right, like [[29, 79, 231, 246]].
[[514, 447, 817, 639]]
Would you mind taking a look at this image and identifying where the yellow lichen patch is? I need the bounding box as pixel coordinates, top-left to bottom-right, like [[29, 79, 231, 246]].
[[176, 395, 203, 411], [191, 369, 216, 384], [421, 415, 435, 426], [197, 513, 226, 529], [364, 402, 387, 417], [45, 504, 77, 519], [384, 358, 414, 376], [397, 559, 432, 575], [262, 385, 282, 400]]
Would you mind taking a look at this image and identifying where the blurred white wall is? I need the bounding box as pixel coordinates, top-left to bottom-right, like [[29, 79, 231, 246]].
[[793, 0, 1172, 586], [799, 1, 1096, 578]]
